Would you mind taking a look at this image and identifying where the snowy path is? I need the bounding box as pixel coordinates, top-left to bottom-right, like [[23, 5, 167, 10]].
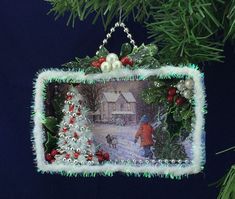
[[92, 124, 146, 161]]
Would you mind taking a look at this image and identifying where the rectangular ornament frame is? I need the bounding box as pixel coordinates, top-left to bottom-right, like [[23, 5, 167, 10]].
[[32, 66, 206, 178]]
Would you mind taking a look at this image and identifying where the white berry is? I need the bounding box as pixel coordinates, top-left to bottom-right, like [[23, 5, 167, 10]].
[[112, 60, 123, 70], [106, 53, 119, 64], [101, 61, 112, 73]]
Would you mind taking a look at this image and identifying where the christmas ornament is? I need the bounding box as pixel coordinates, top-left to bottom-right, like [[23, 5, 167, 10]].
[[32, 21, 206, 178]]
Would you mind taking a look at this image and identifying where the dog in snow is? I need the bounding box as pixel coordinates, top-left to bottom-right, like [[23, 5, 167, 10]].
[[105, 134, 118, 148]]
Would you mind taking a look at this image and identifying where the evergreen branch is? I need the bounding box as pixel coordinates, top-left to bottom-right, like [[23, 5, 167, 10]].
[[146, 0, 224, 64], [45, 0, 154, 28]]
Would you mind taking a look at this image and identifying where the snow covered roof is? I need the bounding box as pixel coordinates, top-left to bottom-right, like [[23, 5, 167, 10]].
[[103, 92, 136, 103], [121, 92, 136, 102], [112, 111, 135, 115], [103, 92, 120, 102]]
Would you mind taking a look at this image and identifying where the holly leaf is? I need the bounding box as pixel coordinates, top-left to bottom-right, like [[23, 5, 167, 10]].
[[96, 47, 109, 57], [42, 116, 58, 135], [44, 131, 58, 153], [120, 43, 132, 57]]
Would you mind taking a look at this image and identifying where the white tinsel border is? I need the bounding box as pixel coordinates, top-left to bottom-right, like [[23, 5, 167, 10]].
[[32, 66, 206, 178]]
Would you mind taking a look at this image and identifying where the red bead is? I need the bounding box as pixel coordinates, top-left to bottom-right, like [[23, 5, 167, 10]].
[[98, 156, 104, 162], [87, 155, 93, 161], [69, 104, 75, 112], [45, 153, 53, 161], [66, 95, 72, 100], [65, 154, 70, 159], [96, 151, 102, 156], [167, 95, 174, 103], [128, 58, 134, 66], [103, 153, 110, 161], [69, 117, 75, 124], [74, 152, 80, 159], [176, 97, 185, 105], [91, 60, 101, 68], [120, 57, 134, 66], [74, 132, 79, 139], [77, 109, 81, 116], [98, 57, 106, 64], [51, 149, 58, 157], [63, 127, 67, 133], [168, 87, 177, 96]]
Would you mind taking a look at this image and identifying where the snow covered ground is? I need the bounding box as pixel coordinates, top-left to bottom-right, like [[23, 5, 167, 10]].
[[92, 124, 147, 161]]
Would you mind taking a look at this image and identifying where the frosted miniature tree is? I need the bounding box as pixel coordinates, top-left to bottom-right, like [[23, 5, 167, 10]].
[[54, 86, 98, 165]]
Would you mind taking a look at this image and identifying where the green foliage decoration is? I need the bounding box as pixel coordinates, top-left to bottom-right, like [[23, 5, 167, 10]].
[[63, 43, 160, 73], [46, 0, 235, 64]]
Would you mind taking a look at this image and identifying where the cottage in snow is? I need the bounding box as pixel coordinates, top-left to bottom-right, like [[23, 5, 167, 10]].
[[94, 91, 137, 125]]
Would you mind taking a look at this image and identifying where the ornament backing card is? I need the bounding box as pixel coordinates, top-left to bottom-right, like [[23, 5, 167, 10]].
[[32, 66, 206, 178]]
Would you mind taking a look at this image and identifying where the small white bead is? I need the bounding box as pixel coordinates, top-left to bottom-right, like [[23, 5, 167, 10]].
[[107, 33, 111, 38], [99, 45, 103, 50], [115, 22, 120, 27], [120, 22, 125, 27], [103, 39, 107, 44], [110, 28, 115, 32], [124, 28, 129, 33], [127, 34, 132, 39], [130, 40, 135, 45], [96, 51, 99, 55]]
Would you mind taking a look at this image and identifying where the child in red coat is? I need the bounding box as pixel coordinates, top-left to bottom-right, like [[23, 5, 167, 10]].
[[134, 115, 154, 159]]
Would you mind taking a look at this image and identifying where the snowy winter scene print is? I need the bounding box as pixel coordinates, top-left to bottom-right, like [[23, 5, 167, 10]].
[[83, 80, 158, 162], [42, 78, 194, 166]]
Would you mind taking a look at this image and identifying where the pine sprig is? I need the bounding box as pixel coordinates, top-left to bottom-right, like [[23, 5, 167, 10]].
[[46, 0, 154, 28], [146, 0, 224, 64]]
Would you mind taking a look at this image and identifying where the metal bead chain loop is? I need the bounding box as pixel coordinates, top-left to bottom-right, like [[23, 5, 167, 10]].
[[96, 22, 137, 55]]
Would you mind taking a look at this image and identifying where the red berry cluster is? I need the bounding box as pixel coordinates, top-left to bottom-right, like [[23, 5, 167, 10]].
[[167, 87, 185, 106], [45, 149, 59, 163], [120, 56, 134, 66], [95, 149, 110, 163], [91, 56, 134, 68], [91, 57, 106, 68]]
